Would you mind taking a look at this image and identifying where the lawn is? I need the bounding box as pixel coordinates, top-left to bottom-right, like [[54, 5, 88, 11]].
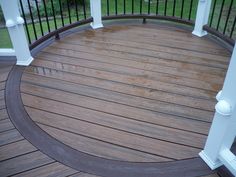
[[0, 0, 235, 48]]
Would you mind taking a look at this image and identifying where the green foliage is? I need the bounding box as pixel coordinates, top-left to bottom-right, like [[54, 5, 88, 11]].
[[33, 0, 87, 17], [0, 7, 4, 23]]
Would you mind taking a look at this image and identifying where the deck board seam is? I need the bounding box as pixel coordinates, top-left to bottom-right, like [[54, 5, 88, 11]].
[[25, 104, 209, 137], [30, 59, 219, 93], [60, 37, 230, 58], [29, 109, 204, 149], [36, 121, 178, 161], [27, 64, 217, 101], [57, 40, 229, 65], [49, 45, 228, 70], [0, 149, 39, 163], [24, 69, 216, 102], [21, 78, 214, 113], [21, 91, 212, 124], [37, 53, 224, 84]]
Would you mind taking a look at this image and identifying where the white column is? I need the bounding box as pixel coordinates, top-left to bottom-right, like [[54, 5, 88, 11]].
[[199, 45, 236, 173], [192, 0, 212, 37], [0, 0, 33, 66], [90, 0, 103, 29]]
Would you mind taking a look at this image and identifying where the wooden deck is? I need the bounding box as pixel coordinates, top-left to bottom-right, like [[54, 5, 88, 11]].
[[0, 60, 101, 177], [1, 22, 233, 176]]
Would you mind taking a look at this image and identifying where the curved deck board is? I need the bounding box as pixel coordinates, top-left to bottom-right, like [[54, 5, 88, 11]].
[[4, 24, 231, 176]]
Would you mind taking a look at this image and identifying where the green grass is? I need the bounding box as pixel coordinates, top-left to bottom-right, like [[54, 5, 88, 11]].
[[0, 0, 235, 48], [0, 28, 12, 48]]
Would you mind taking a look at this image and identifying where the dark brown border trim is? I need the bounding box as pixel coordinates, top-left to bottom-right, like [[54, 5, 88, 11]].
[[6, 65, 215, 177], [203, 25, 235, 46], [102, 14, 195, 26], [29, 18, 93, 50]]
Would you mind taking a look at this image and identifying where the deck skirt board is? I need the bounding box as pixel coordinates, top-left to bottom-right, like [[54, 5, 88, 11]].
[[4, 24, 229, 176]]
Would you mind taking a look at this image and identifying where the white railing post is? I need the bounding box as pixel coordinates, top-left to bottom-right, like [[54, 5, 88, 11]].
[[192, 0, 212, 37], [199, 44, 236, 176], [0, 0, 33, 66], [90, 0, 103, 29]]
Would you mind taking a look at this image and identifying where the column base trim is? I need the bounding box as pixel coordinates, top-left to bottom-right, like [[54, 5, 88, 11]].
[[192, 30, 208, 37], [16, 56, 34, 66], [199, 150, 222, 170], [90, 22, 104, 29]]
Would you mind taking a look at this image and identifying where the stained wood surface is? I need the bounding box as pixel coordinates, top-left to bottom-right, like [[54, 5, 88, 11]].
[[0, 60, 81, 177], [21, 24, 230, 162]]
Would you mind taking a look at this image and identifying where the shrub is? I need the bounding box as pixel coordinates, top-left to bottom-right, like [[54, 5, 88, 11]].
[[34, 0, 87, 17]]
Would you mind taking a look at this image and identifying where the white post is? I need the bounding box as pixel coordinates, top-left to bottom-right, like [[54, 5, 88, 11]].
[[0, 0, 33, 66], [199, 44, 236, 176], [192, 0, 212, 37], [90, 0, 103, 29]]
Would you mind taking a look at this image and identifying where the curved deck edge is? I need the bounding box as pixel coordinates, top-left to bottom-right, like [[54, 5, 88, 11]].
[[5, 65, 215, 177]]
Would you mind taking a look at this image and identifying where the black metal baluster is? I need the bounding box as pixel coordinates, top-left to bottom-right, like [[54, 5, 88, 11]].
[[180, 0, 185, 18], [223, 0, 233, 34], [67, 0, 72, 24], [107, 0, 110, 16], [115, 0, 118, 15], [74, 0, 79, 21], [42, 0, 50, 32], [140, 0, 142, 14], [19, 0, 31, 44], [50, 0, 57, 30], [172, 0, 176, 16], [148, 0, 151, 14], [188, 0, 193, 20], [59, 0, 65, 26], [82, 0, 87, 19], [124, 0, 126, 15], [230, 16, 236, 38], [27, 0, 37, 40], [132, 0, 134, 14], [210, 0, 217, 27], [164, 0, 168, 16], [156, 0, 159, 14], [216, 0, 225, 30], [35, 0, 43, 36]]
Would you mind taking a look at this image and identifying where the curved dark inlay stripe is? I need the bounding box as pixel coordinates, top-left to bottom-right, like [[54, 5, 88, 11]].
[[5, 66, 215, 177]]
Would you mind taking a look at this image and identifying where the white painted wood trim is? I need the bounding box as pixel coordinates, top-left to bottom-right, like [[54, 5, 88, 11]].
[[0, 0, 33, 66], [90, 0, 103, 29], [200, 44, 236, 176], [0, 49, 16, 56], [192, 0, 212, 37]]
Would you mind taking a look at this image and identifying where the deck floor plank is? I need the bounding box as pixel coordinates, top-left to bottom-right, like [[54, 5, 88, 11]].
[[23, 102, 198, 160], [0, 60, 82, 177], [21, 24, 230, 163], [38, 123, 170, 162], [0, 151, 54, 177], [12, 162, 77, 177], [0, 129, 24, 146], [0, 119, 15, 133], [0, 109, 8, 120], [0, 139, 37, 161]]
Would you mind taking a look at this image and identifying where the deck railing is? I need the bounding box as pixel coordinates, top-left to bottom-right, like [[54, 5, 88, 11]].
[[2, 0, 234, 50]]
